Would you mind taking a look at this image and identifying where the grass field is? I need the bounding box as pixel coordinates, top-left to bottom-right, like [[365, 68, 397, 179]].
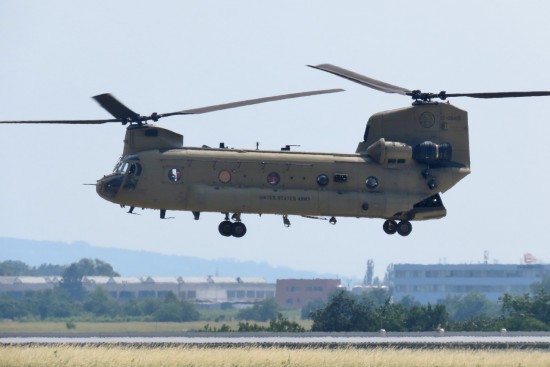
[[1, 345, 549, 367], [0, 321, 269, 334], [0, 320, 314, 334]]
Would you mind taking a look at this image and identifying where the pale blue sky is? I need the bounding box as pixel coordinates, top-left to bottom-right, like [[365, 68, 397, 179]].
[[1, 1, 549, 279]]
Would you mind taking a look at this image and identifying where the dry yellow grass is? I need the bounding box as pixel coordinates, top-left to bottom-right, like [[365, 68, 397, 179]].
[[0, 345, 549, 367]]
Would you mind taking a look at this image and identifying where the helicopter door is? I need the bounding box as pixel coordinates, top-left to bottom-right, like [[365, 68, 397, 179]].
[[318, 187, 360, 216], [122, 161, 142, 191]]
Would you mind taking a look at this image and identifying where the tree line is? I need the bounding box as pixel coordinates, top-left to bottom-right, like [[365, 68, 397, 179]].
[[0, 258, 282, 323], [0, 260, 66, 276], [307, 286, 550, 332], [0, 258, 198, 322], [1, 259, 550, 331], [0, 286, 199, 322]]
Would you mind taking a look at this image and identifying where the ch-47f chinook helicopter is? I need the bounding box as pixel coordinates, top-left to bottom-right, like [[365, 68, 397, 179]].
[[2, 64, 550, 238]]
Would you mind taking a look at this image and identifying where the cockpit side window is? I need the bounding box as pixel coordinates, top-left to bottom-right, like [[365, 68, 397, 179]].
[[128, 162, 142, 177], [113, 155, 142, 176], [114, 161, 129, 174]]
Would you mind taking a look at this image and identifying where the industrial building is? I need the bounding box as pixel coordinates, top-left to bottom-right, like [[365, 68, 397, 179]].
[[0, 276, 60, 297], [0, 275, 275, 306], [275, 278, 342, 308], [388, 263, 550, 303], [4, 261, 548, 308]]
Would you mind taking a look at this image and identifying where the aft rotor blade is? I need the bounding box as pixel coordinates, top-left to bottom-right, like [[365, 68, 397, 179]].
[[308, 64, 411, 95], [444, 91, 550, 99], [93, 93, 140, 120], [159, 88, 344, 116]]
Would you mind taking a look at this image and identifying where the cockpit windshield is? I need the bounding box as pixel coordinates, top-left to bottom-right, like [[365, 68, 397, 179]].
[[113, 155, 142, 176], [114, 161, 129, 174]]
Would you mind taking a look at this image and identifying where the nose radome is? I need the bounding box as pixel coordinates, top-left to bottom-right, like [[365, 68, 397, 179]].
[[96, 174, 123, 201]]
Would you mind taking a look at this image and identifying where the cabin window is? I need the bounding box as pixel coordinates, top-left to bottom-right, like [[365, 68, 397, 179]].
[[316, 174, 329, 186], [334, 174, 348, 183], [267, 172, 280, 185], [366, 176, 379, 189], [168, 168, 182, 182]]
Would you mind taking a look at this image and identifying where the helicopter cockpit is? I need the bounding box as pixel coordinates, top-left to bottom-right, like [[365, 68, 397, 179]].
[[96, 155, 142, 201], [113, 155, 142, 176]]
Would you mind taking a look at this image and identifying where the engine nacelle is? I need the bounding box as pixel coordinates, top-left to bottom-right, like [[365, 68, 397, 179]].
[[412, 141, 452, 165], [366, 138, 412, 165]]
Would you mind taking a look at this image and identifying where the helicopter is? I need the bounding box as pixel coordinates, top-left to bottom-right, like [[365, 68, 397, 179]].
[[2, 64, 550, 238]]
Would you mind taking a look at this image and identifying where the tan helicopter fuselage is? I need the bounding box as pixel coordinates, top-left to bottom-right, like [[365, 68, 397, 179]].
[[96, 102, 471, 222]]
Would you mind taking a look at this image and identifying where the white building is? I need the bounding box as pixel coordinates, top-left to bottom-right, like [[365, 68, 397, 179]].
[[0, 276, 60, 297], [0, 275, 275, 306], [388, 263, 550, 303]]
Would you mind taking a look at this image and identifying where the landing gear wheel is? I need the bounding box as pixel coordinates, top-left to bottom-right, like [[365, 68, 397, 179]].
[[383, 220, 398, 235], [218, 220, 233, 237], [397, 220, 413, 236], [231, 222, 247, 238]]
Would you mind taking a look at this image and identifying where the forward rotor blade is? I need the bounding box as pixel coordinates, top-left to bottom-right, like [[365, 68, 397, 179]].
[[1, 89, 344, 125], [444, 91, 550, 99], [160, 88, 344, 117], [0, 118, 121, 124], [93, 93, 140, 120], [308, 64, 411, 95]]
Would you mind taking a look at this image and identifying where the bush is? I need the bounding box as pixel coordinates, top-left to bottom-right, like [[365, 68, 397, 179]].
[[152, 292, 199, 322], [236, 298, 279, 321]]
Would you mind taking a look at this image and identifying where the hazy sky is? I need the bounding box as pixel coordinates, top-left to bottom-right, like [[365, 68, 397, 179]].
[[1, 1, 549, 280]]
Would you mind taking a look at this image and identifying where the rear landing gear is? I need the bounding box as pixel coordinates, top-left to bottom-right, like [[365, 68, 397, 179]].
[[218, 220, 233, 237], [218, 213, 247, 238], [383, 220, 397, 234], [230, 222, 247, 238], [396, 220, 412, 236], [383, 219, 412, 236]]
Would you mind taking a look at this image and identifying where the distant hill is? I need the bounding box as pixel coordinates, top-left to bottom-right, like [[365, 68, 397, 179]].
[[0, 237, 335, 282]]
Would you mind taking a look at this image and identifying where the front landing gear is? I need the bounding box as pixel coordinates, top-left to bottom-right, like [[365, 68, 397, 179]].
[[383, 219, 412, 237], [218, 213, 247, 238]]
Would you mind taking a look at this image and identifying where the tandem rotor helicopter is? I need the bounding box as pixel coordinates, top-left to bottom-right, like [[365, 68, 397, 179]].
[[2, 64, 550, 238]]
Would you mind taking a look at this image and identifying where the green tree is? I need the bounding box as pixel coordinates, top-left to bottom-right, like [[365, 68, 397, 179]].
[[26, 289, 75, 319], [375, 299, 407, 331], [59, 263, 86, 300], [152, 292, 199, 322], [0, 260, 31, 275], [500, 290, 550, 330], [0, 297, 24, 319], [83, 288, 120, 317], [359, 288, 389, 308], [269, 313, 305, 332], [363, 259, 374, 285], [442, 293, 499, 321], [310, 290, 378, 332], [34, 263, 66, 276], [301, 298, 325, 320], [0, 260, 66, 276], [140, 298, 161, 317], [236, 297, 279, 321], [405, 303, 448, 331], [397, 295, 419, 308], [122, 300, 143, 317], [531, 275, 550, 294], [59, 258, 119, 300]]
